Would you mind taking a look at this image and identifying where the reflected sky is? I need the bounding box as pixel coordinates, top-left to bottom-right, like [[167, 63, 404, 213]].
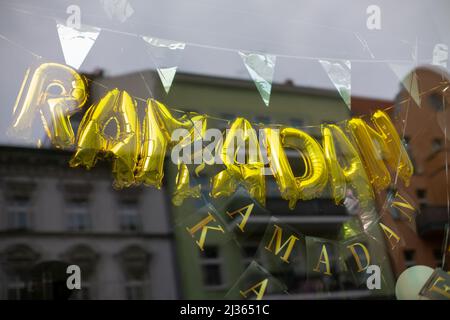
[[0, 0, 450, 144]]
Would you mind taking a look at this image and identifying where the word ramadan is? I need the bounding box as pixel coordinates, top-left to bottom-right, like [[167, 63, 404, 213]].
[[10, 62, 413, 210], [9, 62, 422, 301]]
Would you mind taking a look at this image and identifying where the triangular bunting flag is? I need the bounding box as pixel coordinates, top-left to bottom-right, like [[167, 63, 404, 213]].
[[389, 63, 421, 107], [156, 67, 178, 94], [142, 36, 185, 94], [56, 21, 101, 70], [319, 59, 351, 110], [239, 51, 276, 107]]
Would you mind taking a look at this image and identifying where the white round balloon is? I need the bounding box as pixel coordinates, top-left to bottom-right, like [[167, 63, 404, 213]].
[[395, 265, 434, 300]]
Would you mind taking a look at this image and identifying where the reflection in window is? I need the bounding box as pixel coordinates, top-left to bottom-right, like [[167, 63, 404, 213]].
[[254, 115, 271, 124], [387, 189, 401, 220], [416, 188, 427, 209], [71, 283, 91, 300], [64, 244, 97, 300], [200, 246, 224, 288], [118, 199, 140, 231], [7, 277, 27, 300], [403, 136, 419, 174], [220, 113, 235, 121], [290, 118, 304, 128], [66, 197, 91, 231], [119, 245, 150, 300], [2, 244, 39, 299], [125, 280, 145, 300], [428, 92, 445, 112], [241, 244, 259, 269], [433, 249, 442, 267], [403, 249, 416, 268], [7, 195, 31, 230], [432, 138, 443, 153]]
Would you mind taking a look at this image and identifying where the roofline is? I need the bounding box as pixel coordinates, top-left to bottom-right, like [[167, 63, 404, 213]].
[[92, 70, 390, 102]]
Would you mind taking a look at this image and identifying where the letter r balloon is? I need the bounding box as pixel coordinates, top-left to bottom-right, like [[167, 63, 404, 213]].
[[10, 63, 87, 148]]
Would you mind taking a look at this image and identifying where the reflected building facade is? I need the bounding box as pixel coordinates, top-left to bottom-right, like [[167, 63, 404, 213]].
[[0, 146, 178, 299], [1, 67, 432, 300], [353, 66, 450, 276]]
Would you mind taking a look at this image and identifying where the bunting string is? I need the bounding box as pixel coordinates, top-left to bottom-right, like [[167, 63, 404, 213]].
[[1, 26, 447, 130]]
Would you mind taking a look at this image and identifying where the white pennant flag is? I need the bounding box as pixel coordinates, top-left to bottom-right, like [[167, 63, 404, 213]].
[[389, 63, 421, 107], [239, 51, 276, 107], [142, 36, 185, 94], [56, 21, 101, 70], [319, 59, 351, 110]]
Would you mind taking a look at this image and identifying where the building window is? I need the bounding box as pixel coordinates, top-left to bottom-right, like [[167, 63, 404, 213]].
[[416, 189, 426, 199], [119, 245, 150, 300], [266, 179, 281, 197], [254, 115, 271, 124], [125, 280, 145, 300], [241, 244, 259, 268], [432, 138, 443, 153], [118, 199, 140, 231], [200, 246, 224, 289], [403, 250, 416, 268], [428, 92, 445, 112], [433, 249, 442, 267], [63, 244, 97, 300], [2, 244, 39, 299], [66, 197, 91, 231], [403, 136, 420, 174], [7, 277, 27, 300], [70, 283, 91, 300], [416, 189, 427, 209], [7, 195, 31, 230], [220, 113, 235, 121], [290, 118, 304, 128]]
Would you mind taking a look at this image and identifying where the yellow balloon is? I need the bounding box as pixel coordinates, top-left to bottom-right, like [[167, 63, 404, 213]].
[[211, 117, 266, 206], [322, 124, 374, 205], [135, 99, 207, 188], [348, 110, 414, 191], [172, 163, 202, 206], [70, 89, 140, 188], [280, 127, 328, 206], [371, 110, 413, 186], [322, 125, 346, 204], [348, 118, 391, 191], [10, 63, 87, 148], [263, 128, 298, 209]]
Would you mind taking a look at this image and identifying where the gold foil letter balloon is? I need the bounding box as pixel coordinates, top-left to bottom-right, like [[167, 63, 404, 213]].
[[172, 163, 201, 206], [135, 99, 206, 188], [70, 89, 140, 188], [348, 110, 413, 191], [10, 63, 87, 148], [211, 117, 266, 206], [322, 124, 374, 206], [263, 128, 298, 209], [371, 110, 413, 185], [348, 118, 391, 191], [278, 127, 328, 208]]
